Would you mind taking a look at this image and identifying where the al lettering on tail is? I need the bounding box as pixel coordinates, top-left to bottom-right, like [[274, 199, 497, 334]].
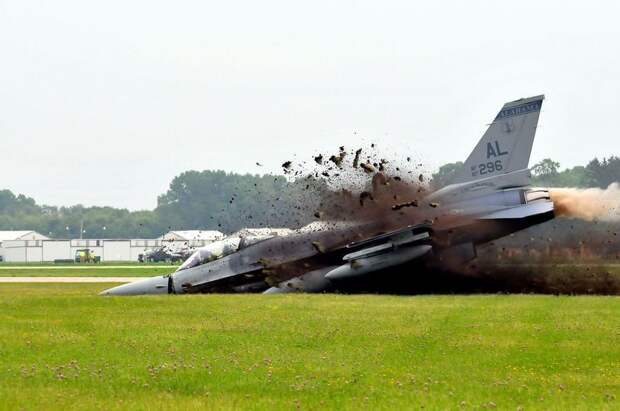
[[451, 95, 544, 184]]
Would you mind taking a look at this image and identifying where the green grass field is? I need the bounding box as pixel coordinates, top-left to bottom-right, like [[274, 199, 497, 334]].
[[0, 264, 178, 277], [0, 284, 619, 410]]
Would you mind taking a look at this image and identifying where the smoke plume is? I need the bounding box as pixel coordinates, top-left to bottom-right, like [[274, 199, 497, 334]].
[[550, 183, 620, 221]]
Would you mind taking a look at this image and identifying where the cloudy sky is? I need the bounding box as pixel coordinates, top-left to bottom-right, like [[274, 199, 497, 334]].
[[1, 0, 619, 210]]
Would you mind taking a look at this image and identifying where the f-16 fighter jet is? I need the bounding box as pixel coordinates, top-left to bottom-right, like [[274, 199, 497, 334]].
[[102, 95, 554, 296]]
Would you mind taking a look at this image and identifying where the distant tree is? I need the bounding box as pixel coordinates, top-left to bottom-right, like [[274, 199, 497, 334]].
[[552, 166, 590, 187], [430, 161, 463, 190], [529, 159, 594, 188], [586, 156, 620, 188], [531, 158, 560, 178], [0, 190, 39, 215], [155, 170, 314, 233]]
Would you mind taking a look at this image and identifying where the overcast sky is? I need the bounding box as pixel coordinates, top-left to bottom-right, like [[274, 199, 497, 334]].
[[1, 0, 619, 210]]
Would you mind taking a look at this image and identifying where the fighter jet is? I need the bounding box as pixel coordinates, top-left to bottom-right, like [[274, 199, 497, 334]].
[[102, 95, 554, 296]]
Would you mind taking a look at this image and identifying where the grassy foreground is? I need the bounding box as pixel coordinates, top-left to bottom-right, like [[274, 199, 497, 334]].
[[0, 285, 619, 410], [0, 265, 177, 277]]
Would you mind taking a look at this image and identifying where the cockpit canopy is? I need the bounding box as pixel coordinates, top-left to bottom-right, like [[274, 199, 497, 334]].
[[176, 237, 241, 272], [175, 234, 276, 272]]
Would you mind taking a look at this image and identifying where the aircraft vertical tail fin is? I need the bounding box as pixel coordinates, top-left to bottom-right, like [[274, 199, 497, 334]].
[[451, 95, 544, 184]]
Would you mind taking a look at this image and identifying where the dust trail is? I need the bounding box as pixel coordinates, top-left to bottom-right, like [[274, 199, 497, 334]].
[[550, 183, 620, 221]]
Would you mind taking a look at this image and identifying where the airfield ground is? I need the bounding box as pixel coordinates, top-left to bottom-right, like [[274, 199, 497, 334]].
[[0, 263, 176, 277], [1, 276, 619, 410]]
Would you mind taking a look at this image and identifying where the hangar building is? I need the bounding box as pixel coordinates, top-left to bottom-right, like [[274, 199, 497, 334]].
[[0, 231, 49, 261]]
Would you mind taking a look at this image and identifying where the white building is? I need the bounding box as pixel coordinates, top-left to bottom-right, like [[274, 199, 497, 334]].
[[0, 231, 49, 261], [231, 228, 293, 237], [0, 238, 152, 263], [0, 231, 49, 243], [0, 237, 219, 263], [160, 230, 224, 242]]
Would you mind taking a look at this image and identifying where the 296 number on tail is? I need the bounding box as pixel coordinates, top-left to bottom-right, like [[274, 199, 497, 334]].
[[478, 160, 503, 175]]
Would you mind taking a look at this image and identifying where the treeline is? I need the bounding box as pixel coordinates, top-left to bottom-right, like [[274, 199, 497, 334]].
[[431, 156, 620, 189], [1, 156, 619, 239], [0, 171, 322, 238]]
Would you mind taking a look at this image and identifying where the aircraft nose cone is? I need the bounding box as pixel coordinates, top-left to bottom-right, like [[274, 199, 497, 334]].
[[99, 276, 169, 296]]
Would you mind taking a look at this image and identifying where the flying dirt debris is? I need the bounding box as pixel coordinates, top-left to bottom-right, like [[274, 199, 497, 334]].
[[360, 163, 375, 173], [102, 95, 557, 296], [392, 200, 418, 211], [353, 149, 363, 168]]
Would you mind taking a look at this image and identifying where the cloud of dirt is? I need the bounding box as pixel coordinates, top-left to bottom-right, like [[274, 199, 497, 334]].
[[550, 183, 620, 222], [281, 145, 443, 234]]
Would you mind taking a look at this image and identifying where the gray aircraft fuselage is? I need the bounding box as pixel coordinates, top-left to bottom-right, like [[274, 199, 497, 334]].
[[101, 94, 555, 296]]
